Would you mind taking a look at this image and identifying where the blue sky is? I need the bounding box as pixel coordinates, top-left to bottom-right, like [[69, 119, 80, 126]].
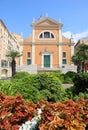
[[0, 0, 88, 41]]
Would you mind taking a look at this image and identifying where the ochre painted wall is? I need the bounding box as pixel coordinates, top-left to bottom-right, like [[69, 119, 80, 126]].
[[23, 44, 32, 65], [62, 45, 71, 65], [35, 44, 59, 67]]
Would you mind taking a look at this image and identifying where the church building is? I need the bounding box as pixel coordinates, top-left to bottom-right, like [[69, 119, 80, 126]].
[[23, 16, 75, 72]]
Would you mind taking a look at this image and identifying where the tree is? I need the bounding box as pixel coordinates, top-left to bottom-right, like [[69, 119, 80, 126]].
[[77, 44, 88, 72], [6, 50, 22, 76], [72, 52, 82, 73], [72, 44, 88, 72]]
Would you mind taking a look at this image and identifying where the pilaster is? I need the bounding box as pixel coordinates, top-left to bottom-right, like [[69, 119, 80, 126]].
[[59, 28, 62, 43], [70, 43, 75, 65], [58, 28, 62, 66], [32, 28, 35, 64]]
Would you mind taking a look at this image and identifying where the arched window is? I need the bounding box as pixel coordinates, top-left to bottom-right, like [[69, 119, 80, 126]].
[[39, 31, 55, 39], [44, 32, 50, 38], [39, 33, 43, 38], [51, 33, 54, 38]]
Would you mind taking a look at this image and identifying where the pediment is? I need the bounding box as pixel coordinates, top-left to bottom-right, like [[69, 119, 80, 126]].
[[32, 17, 62, 27], [37, 19, 58, 26]]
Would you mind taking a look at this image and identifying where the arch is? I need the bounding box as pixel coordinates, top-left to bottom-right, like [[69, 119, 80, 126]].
[[1, 69, 8, 78], [38, 31, 55, 39]]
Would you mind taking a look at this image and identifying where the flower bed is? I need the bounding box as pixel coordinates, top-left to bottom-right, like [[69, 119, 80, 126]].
[[0, 93, 88, 130], [38, 99, 88, 130], [0, 93, 37, 129]]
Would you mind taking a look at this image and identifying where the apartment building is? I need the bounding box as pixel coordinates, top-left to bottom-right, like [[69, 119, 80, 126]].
[[0, 19, 23, 78], [75, 37, 88, 48], [11, 33, 23, 66], [23, 16, 76, 73]]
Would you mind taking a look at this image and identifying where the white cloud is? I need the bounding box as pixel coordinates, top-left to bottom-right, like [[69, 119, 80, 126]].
[[63, 31, 72, 39], [63, 30, 88, 43]]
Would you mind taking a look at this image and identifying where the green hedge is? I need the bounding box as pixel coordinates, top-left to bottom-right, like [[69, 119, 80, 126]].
[[0, 71, 87, 103], [0, 72, 65, 103]]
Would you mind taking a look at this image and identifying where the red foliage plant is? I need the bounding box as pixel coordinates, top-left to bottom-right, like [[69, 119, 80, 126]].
[[0, 93, 37, 129], [38, 99, 88, 130], [0, 93, 88, 130]]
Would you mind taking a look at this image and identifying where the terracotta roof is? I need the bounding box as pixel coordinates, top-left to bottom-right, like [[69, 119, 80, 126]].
[[62, 35, 70, 43], [24, 35, 32, 43]]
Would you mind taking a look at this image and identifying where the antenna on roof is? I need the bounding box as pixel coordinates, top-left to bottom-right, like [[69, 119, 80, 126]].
[[70, 33, 74, 43]]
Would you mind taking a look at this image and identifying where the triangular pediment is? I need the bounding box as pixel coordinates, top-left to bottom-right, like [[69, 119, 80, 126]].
[[32, 17, 62, 27], [37, 18, 58, 26], [38, 20, 58, 26]]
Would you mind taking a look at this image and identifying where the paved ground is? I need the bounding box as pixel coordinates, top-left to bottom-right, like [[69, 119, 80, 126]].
[[62, 84, 73, 88]]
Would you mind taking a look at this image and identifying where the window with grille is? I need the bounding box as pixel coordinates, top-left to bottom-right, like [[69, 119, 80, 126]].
[[1, 60, 8, 67]]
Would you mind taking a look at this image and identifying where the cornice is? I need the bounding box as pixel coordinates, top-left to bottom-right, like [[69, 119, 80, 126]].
[[23, 42, 74, 46]]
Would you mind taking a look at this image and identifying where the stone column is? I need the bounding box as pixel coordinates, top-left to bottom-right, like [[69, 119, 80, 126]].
[[59, 28, 62, 43]]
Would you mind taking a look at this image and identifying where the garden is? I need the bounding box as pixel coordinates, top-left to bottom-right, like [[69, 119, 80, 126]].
[[0, 71, 88, 130]]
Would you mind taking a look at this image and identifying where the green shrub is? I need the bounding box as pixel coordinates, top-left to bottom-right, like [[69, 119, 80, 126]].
[[0, 80, 15, 95], [63, 77, 73, 84], [65, 87, 74, 99], [48, 71, 64, 83], [65, 86, 88, 101], [11, 71, 31, 80], [65, 71, 77, 79], [31, 73, 65, 102], [0, 71, 88, 103], [73, 92, 88, 101], [73, 72, 88, 94], [63, 71, 77, 84], [0, 72, 65, 103]]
